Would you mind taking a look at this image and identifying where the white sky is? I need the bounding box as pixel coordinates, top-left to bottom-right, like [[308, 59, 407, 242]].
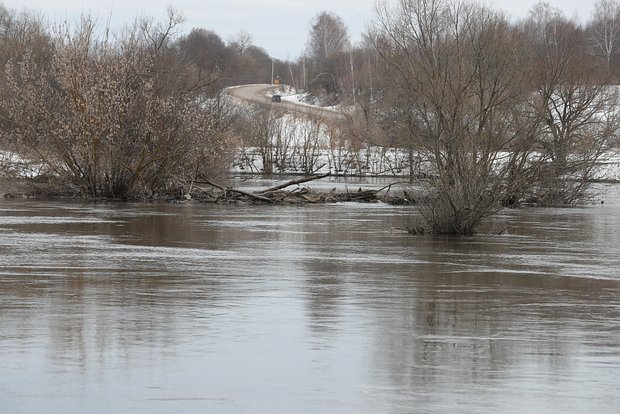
[[1, 0, 595, 59]]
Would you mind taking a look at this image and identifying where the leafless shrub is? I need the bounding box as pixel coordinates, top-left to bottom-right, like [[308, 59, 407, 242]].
[[1, 10, 233, 198]]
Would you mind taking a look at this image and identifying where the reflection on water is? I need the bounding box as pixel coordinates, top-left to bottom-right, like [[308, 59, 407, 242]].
[[1, 187, 620, 414]]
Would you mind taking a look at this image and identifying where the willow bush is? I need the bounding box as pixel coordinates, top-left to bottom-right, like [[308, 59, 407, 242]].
[[2, 10, 234, 198]]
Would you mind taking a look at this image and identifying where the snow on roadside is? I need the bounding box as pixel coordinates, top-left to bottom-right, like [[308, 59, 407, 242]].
[[265, 85, 345, 113]]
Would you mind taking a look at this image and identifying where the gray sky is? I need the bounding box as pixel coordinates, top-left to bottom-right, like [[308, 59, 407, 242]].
[[1, 0, 595, 59]]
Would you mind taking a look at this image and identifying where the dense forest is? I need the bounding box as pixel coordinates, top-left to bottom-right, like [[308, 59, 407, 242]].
[[1, 0, 619, 234]]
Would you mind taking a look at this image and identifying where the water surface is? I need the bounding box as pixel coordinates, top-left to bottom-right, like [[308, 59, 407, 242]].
[[1, 187, 619, 413]]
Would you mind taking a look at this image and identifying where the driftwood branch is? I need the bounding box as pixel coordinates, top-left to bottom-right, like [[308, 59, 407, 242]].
[[256, 172, 331, 194], [226, 188, 273, 203], [199, 178, 225, 191], [196, 178, 272, 203], [376, 181, 409, 194], [192, 184, 214, 196]]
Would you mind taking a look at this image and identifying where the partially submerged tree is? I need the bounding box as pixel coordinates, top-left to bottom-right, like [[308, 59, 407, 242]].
[[368, 0, 619, 234], [1, 9, 235, 198], [371, 0, 535, 234]]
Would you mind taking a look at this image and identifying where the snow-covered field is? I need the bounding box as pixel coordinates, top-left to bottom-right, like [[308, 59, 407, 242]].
[[232, 143, 620, 181], [231, 90, 620, 181]]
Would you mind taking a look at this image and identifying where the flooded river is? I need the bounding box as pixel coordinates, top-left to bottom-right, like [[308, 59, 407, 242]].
[[1, 185, 619, 413]]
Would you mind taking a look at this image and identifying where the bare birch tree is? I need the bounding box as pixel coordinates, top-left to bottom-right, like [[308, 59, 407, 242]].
[[305, 11, 351, 101], [589, 0, 620, 74]]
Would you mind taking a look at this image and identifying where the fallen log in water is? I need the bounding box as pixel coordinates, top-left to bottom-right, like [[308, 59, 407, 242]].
[[256, 172, 331, 194], [187, 175, 412, 205]]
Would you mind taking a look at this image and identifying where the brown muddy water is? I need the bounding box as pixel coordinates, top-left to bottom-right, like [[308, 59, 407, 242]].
[[1, 185, 619, 414]]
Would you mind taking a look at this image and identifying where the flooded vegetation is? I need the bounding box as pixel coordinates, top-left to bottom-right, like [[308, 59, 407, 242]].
[[2, 1, 620, 411], [1, 185, 619, 413]]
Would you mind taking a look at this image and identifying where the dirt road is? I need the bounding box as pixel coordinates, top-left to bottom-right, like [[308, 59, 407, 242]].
[[227, 84, 346, 122]]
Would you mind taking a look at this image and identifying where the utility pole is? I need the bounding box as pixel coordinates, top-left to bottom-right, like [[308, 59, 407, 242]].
[[350, 50, 356, 106], [302, 58, 306, 90]]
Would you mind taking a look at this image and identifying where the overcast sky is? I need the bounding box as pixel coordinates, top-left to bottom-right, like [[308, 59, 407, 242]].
[[2, 0, 595, 59]]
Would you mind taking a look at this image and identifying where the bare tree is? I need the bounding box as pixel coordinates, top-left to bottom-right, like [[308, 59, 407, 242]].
[[523, 7, 620, 205], [228, 30, 253, 55], [307, 11, 350, 67], [294, 115, 325, 174], [305, 11, 351, 100], [236, 106, 298, 174], [589, 0, 620, 74], [371, 0, 536, 234]]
